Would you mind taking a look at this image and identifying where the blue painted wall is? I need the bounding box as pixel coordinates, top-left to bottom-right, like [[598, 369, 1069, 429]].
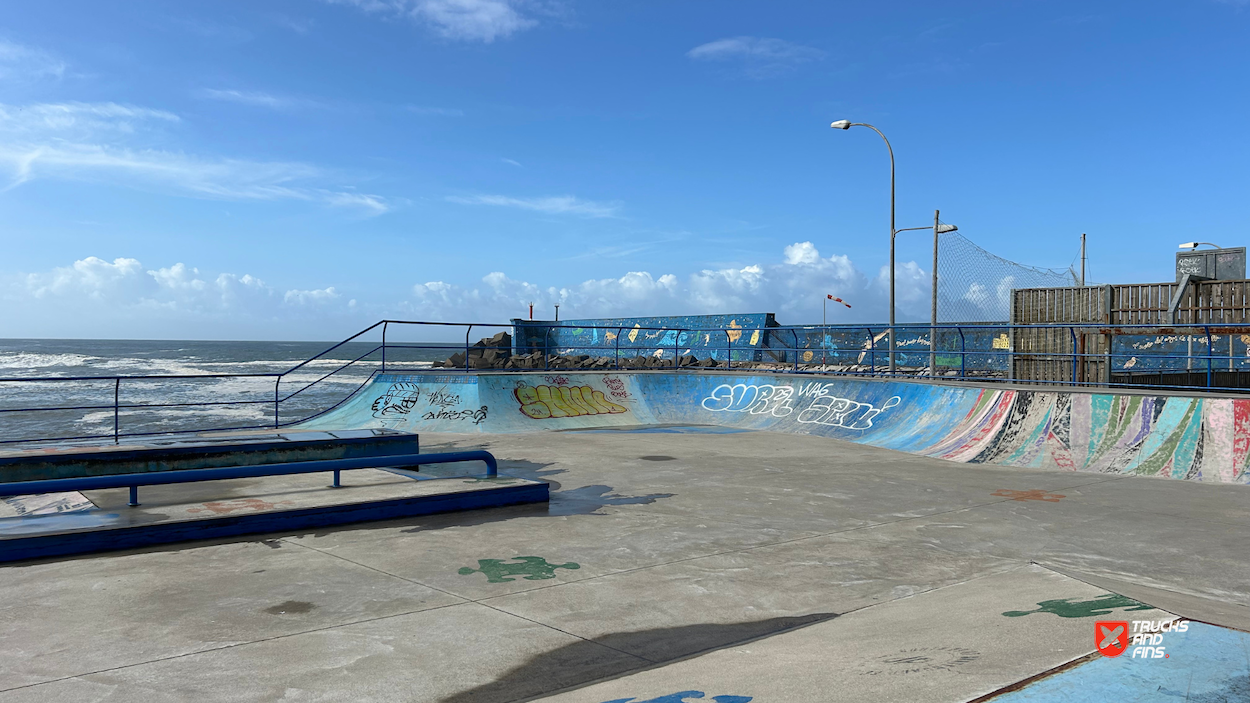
[[511, 313, 778, 362]]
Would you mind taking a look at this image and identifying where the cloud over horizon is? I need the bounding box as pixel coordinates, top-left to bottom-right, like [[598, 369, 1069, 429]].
[[4, 243, 938, 339]]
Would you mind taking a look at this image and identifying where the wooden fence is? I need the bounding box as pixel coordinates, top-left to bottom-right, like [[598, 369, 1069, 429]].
[[1010, 280, 1250, 384]]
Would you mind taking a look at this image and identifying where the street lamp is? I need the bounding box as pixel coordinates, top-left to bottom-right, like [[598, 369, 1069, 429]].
[[830, 119, 904, 372], [1179, 242, 1223, 250]]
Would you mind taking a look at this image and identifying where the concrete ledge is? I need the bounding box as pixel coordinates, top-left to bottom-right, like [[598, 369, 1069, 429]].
[[0, 470, 547, 563]]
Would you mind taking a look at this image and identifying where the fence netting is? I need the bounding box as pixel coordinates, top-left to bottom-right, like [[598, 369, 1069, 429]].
[[936, 229, 1080, 322]]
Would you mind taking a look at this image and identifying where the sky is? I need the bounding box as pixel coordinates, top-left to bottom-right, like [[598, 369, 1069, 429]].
[[2, 0, 1249, 340]]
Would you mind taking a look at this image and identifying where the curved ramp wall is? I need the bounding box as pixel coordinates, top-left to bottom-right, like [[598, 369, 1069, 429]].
[[297, 372, 1249, 484]]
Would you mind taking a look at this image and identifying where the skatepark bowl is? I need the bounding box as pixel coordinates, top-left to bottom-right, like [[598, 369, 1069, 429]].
[[1, 320, 1249, 702]]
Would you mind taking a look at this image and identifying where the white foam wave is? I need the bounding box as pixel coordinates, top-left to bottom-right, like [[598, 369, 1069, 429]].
[[0, 352, 100, 370]]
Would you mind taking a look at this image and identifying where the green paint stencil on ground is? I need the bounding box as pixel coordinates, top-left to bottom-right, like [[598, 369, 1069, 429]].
[[1002, 593, 1153, 618], [459, 556, 581, 583]]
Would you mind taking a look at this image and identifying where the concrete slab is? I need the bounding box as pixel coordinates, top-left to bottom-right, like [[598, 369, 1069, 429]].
[[0, 603, 646, 703], [484, 534, 1019, 663], [286, 505, 802, 601], [833, 490, 1250, 607], [534, 565, 1174, 703], [0, 539, 464, 691]]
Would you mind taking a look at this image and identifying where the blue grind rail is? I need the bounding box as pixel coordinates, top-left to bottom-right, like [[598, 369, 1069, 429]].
[[0, 451, 499, 506]]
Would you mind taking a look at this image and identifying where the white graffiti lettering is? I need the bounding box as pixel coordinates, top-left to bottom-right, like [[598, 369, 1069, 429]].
[[701, 383, 900, 430], [700, 383, 795, 417]]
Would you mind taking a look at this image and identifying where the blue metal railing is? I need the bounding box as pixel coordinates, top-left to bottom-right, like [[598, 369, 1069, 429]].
[[0, 450, 499, 506], [5, 319, 1250, 447]]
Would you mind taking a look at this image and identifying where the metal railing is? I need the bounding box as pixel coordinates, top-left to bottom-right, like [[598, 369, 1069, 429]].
[[6, 319, 1250, 448]]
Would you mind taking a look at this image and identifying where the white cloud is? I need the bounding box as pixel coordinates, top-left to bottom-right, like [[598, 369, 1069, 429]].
[[0, 40, 66, 83], [446, 193, 620, 218], [501, 157, 522, 167], [320, 190, 390, 214], [0, 101, 389, 213], [783, 241, 820, 265], [284, 287, 341, 305], [688, 36, 824, 63], [327, 0, 538, 42], [4, 257, 362, 337], [404, 241, 927, 323], [687, 36, 824, 77], [5, 244, 945, 339]]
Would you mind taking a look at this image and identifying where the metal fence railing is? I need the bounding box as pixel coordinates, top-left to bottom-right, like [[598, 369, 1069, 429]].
[[6, 319, 1250, 448]]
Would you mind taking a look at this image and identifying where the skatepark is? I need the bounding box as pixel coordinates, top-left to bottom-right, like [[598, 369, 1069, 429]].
[[2, 364, 1248, 702]]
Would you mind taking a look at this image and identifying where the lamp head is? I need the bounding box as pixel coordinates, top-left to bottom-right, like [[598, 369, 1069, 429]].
[[830, 120, 852, 130], [936, 224, 958, 233]]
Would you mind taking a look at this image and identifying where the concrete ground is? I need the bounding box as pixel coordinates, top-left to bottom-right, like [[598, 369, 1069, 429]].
[[0, 427, 1247, 702]]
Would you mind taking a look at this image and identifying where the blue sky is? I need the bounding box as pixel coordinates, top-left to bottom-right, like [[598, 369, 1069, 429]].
[[2, 1, 1249, 339]]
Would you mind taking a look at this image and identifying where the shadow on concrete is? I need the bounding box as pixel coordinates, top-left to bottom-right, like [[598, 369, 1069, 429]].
[[440, 613, 837, 703]]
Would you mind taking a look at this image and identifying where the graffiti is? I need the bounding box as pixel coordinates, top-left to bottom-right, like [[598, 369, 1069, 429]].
[[1002, 594, 1152, 619], [602, 693, 752, 703], [700, 383, 901, 430], [796, 382, 901, 430], [188, 498, 294, 515], [701, 383, 795, 417], [603, 376, 629, 399], [991, 488, 1065, 502], [458, 556, 580, 583], [422, 406, 489, 424], [515, 385, 628, 419], [370, 381, 422, 417], [426, 389, 461, 410], [543, 375, 571, 386]]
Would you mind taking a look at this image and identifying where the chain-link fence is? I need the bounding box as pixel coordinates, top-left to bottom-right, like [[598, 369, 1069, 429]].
[[936, 230, 1080, 322]]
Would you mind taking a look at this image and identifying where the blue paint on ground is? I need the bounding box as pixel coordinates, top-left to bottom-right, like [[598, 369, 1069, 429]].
[[990, 622, 1250, 701], [601, 693, 752, 703]]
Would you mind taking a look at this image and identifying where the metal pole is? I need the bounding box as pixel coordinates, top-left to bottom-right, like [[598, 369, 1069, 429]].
[[381, 321, 387, 373], [614, 326, 622, 370], [113, 378, 120, 444], [845, 123, 896, 373], [1080, 233, 1087, 286], [931, 209, 939, 376], [1206, 325, 1213, 388], [274, 377, 280, 429]]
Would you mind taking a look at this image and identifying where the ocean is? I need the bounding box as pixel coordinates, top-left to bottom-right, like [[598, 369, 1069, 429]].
[[0, 339, 452, 445]]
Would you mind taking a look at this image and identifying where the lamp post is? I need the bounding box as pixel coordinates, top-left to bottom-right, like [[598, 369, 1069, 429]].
[[830, 119, 900, 372], [831, 119, 958, 375], [1179, 242, 1223, 250]]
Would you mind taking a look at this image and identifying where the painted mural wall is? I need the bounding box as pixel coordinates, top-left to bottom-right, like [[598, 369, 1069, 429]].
[[298, 371, 1249, 484], [511, 313, 778, 362]]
